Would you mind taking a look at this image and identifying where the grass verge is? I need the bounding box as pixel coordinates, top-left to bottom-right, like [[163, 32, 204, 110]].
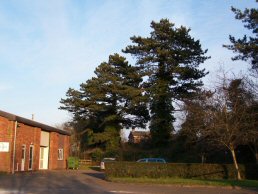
[[107, 177, 258, 188]]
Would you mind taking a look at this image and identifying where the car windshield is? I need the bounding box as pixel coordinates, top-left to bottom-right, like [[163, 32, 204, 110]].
[[102, 158, 115, 162], [137, 159, 146, 162], [156, 159, 166, 163]]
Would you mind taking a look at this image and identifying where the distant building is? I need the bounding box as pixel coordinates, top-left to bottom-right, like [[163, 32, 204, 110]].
[[128, 128, 150, 144], [0, 110, 70, 173]]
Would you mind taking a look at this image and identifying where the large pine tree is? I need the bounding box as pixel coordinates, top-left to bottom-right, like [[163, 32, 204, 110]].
[[224, 3, 258, 72], [123, 19, 209, 146], [60, 54, 149, 150]]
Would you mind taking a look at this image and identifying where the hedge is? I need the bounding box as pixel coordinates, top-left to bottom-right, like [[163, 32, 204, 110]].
[[105, 162, 258, 180]]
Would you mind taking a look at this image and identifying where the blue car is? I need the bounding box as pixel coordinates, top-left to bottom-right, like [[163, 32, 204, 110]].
[[137, 158, 166, 163]]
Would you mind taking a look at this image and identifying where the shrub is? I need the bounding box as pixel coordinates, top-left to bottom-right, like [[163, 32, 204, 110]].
[[91, 148, 104, 161], [67, 157, 79, 169], [105, 162, 258, 180], [104, 149, 120, 158]]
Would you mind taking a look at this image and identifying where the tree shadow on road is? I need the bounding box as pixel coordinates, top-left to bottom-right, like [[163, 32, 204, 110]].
[[83, 171, 106, 180], [0, 171, 110, 194]]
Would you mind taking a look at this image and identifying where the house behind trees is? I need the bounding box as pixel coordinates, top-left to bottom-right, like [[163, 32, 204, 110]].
[[128, 129, 150, 144]]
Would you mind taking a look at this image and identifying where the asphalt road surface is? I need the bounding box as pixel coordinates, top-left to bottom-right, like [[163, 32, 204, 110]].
[[0, 170, 257, 194]]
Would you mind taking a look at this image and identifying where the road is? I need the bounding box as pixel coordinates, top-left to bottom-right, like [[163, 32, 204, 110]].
[[0, 170, 257, 194]]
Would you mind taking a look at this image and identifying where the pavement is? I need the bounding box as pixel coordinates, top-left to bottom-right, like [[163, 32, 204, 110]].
[[0, 170, 257, 194]]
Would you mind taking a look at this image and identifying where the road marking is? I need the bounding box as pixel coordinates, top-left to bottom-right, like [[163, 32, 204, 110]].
[[0, 190, 25, 194], [109, 191, 145, 194]]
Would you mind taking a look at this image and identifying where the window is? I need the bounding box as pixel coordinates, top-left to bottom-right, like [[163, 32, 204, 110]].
[[148, 158, 156, 162], [137, 159, 147, 162], [21, 145, 26, 160], [58, 149, 63, 160], [156, 159, 166, 163]]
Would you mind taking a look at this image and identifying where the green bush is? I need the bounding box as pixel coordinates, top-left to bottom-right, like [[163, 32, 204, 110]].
[[68, 157, 79, 169], [91, 148, 104, 161], [105, 162, 258, 180]]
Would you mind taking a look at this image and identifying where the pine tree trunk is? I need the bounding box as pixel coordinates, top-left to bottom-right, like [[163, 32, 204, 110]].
[[230, 145, 242, 180], [256, 153, 258, 164]]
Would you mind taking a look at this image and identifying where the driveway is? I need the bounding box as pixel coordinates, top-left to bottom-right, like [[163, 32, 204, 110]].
[[0, 170, 257, 194]]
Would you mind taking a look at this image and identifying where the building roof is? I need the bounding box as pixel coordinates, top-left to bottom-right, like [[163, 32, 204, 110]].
[[0, 110, 70, 135], [130, 131, 150, 137]]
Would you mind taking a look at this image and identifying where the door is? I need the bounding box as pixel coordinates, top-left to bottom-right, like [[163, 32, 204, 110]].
[[21, 145, 26, 171], [39, 146, 49, 169], [28, 145, 33, 170], [39, 147, 44, 169]]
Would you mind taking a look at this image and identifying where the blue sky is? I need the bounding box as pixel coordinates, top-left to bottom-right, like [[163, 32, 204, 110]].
[[0, 0, 256, 126]]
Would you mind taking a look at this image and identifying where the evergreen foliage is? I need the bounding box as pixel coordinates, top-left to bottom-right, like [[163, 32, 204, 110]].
[[224, 3, 258, 72], [60, 54, 149, 151], [123, 19, 209, 146]]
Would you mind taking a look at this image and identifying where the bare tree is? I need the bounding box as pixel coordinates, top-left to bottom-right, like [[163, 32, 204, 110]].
[[182, 75, 258, 180]]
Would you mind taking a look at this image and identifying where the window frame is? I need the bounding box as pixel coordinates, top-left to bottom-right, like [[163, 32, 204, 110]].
[[58, 148, 64, 160]]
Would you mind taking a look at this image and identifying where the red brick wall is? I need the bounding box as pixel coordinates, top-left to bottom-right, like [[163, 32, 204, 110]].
[[64, 135, 70, 167], [49, 132, 70, 170], [0, 115, 70, 172], [15, 123, 41, 171], [49, 132, 58, 169], [0, 117, 13, 173]]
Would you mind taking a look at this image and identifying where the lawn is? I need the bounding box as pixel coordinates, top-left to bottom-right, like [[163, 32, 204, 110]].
[[107, 177, 258, 188]]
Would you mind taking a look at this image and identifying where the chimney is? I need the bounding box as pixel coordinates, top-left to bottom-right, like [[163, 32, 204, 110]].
[[132, 128, 135, 132], [32, 114, 34, 121]]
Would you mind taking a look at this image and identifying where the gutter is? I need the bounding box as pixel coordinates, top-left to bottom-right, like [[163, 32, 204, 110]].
[[12, 121, 17, 174]]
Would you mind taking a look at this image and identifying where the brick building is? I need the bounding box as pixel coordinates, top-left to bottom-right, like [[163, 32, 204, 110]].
[[128, 129, 150, 144], [0, 110, 70, 173]]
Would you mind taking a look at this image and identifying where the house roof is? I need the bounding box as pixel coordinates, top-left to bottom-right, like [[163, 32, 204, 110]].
[[0, 110, 70, 135], [130, 131, 150, 137]]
